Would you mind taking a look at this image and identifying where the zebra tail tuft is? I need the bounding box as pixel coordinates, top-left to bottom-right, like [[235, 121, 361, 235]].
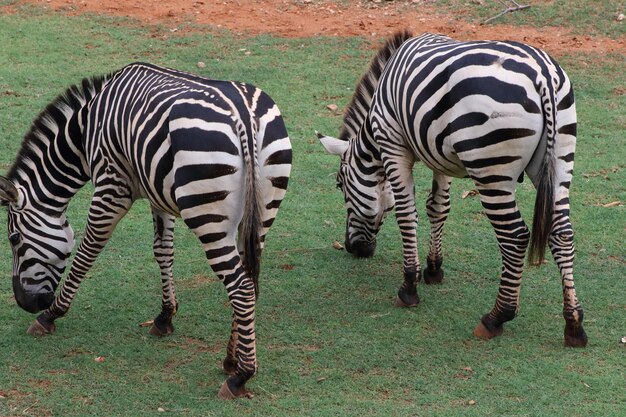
[[528, 82, 557, 266], [239, 121, 262, 300], [529, 155, 554, 266]]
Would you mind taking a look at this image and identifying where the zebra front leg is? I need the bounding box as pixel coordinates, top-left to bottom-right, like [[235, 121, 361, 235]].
[[473, 188, 529, 340], [149, 209, 178, 336], [423, 174, 452, 284], [28, 192, 132, 336], [380, 154, 421, 307]]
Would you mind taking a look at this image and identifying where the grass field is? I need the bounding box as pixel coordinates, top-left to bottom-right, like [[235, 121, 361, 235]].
[[0, 2, 624, 416]]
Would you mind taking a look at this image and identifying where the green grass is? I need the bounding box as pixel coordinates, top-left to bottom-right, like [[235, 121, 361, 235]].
[[433, 0, 626, 38], [0, 3, 625, 417]]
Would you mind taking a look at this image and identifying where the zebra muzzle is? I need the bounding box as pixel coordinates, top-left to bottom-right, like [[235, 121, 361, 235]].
[[345, 239, 376, 258]]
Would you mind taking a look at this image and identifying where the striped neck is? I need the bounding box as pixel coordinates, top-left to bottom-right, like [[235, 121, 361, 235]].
[[7, 75, 110, 213]]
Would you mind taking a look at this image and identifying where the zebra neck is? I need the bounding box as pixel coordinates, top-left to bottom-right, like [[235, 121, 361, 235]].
[[352, 123, 382, 167], [9, 101, 91, 215]]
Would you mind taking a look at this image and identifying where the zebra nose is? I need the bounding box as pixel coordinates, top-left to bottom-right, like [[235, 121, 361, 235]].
[[346, 239, 376, 258], [13, 290, 54, 314], [37, 292, 55, 311]]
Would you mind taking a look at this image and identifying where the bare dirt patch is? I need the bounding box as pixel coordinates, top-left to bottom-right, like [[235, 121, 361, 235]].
[[13, 0, 626, 56]]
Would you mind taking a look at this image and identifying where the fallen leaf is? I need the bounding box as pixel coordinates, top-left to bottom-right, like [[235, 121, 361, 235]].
[[196, 61, 206, 68], [158, 407, 166, 412], [326, 104, 338, 113], [602, 201, 621, 207], [138, 320, 154, 327], [94, 356, 106, 362], [620, 336, 626, 344], [332, 241, 344, 250], [280, 264, 295, 271], [316, 377, 326, 383], [462, 190, 478, 199], [468, 400, 477, 405]]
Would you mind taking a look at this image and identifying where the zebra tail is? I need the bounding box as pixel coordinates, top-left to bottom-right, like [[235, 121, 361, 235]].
[[528, 82, 557, 266], [239, 120, 262, 300]]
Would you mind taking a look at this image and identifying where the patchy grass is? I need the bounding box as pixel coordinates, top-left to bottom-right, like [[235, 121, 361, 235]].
[[0, 5, 624, 417], [434, 0, 626, 38]]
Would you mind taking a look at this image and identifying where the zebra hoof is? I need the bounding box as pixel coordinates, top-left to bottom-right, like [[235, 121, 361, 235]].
[[217, 379, 253, 400], [564, 323, 588, 348], [223, 356, 238, 375], [395, 292, 420, 308], [473, 320, 504, 340], [148, 322, 174, 337], [423, 267, 444, 285], [27, 317, 56, 336]]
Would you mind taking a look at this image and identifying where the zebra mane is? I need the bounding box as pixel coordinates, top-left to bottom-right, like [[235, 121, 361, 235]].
[[7, 74, 111, 180], [339, 30, 413, 141]]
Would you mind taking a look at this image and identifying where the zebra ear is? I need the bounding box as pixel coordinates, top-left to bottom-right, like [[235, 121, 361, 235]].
[[0, 176, 18, 204], [317, 131, 349, 156]]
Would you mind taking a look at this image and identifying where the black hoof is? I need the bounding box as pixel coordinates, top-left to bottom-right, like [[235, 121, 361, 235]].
[[473, 314, 504, 340], [396, 289, 420, 307], [27, 313, 56, 336], [564, 323, 588, 347], [149, 308, 176, 336], [218, 375, 252, 399], [149, 322, 174, 336], [423, 266, 444, 284]]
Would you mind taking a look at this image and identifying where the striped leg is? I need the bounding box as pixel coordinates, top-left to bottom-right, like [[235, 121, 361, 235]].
[[381, 153, 421, 307], [214, 247, 256, 399], [549, 216, 587, 347], [472, 183, 529, 340], [149, 209, 178, 336], [28, 191, 133, 335], [180, 211, 257, 398], [424, 173, 452, 284], [549, 141, 586, 347]]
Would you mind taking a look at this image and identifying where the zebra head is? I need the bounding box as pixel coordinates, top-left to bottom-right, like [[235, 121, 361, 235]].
[[0, 177, 75, 313], [318, 133, 395, 258]]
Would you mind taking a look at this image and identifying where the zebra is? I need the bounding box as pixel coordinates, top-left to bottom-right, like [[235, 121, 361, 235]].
[[318, 31, 587, 347], [0, 62, 292, 398]]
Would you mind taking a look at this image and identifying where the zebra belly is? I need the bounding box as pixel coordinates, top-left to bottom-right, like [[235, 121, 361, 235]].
[[412, 101, 543, 181]]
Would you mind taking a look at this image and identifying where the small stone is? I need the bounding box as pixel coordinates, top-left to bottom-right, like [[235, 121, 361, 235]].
[[197, 61, 206, 68], [617, 13, 625, 21], [468, 400, 477, 405], [157, 407, 166, 412], [326, 104, 338, 113]]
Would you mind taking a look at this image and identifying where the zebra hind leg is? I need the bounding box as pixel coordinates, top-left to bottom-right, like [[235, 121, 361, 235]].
[[222, 316, 238, 375], [423, 173, 452, 285], [472, 186, 529, 340], [550, 221, 587, 347]]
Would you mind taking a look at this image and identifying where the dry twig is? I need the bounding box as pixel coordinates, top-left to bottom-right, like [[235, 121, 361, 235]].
[[483, 0, 531, 25]]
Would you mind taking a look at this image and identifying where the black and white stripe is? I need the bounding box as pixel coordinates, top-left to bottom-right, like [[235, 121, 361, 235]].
[[0, 62, 292, 397], [319, 31, 586, 347]]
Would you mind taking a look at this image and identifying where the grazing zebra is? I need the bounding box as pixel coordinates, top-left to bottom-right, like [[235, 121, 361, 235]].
[[0, 62, 292, 398], [318, 31, 587, 347]]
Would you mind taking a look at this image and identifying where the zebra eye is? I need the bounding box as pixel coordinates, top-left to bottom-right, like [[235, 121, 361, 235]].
[[8, 232, 21, 245]]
